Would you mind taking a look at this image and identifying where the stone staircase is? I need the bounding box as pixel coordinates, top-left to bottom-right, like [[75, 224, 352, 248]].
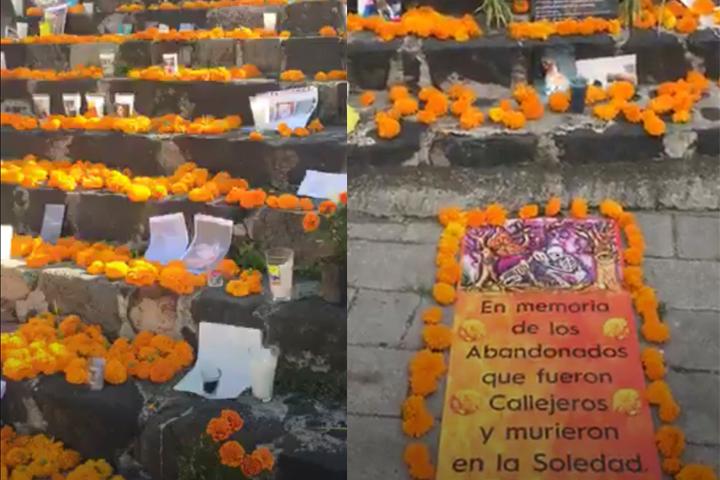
[[0, 1, 347, 478]]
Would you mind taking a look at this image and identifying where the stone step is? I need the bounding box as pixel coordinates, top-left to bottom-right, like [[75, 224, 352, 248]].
[[0, 185, 336, 260], [0, 126, 347, 186], [1, 377, 346, 480], [348, 29, 719, 90], [6, 0, 344, 34], [0, 258, 346, 378], [1, 35, 346, 76], [1, 77, 347, 125]]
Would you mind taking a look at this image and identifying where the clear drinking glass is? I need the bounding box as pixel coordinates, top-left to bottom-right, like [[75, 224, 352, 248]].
[[250, 346, 280, 402], [265, 248, 293, 301]]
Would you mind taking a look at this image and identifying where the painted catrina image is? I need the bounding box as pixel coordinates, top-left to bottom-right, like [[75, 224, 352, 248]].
[[461, 217, 622, 292]]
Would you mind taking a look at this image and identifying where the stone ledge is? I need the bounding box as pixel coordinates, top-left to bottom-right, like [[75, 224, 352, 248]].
[[0, 126, 347, 186], [348, 29, 719, 89], [0, 35, 346, 75], [1, 78, 347, 125]]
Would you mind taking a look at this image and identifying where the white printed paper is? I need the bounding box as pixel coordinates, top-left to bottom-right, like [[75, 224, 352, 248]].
[[144, 213, 190, 265], [10, 0, 23, 16], [576, 54, 637, 87], [114, 93, 135, 117], [40, 204, 65, 244], [181, 214, 233, 273], [62, 92, 81, 116], [174, 322, 263, 399], [1, 225, 13, 261], [297, 170, 347, 200], [250, 86, 318, 131]]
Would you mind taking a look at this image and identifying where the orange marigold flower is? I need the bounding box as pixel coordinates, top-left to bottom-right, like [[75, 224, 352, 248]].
[[421, 306, 443, 324], [278, 193, 300, 210], [545, 196, 562, 216], [388, 85, 410, 102], [518, 204, 539, 219], [662, 458, 683, 475], [641, 320, 671, 344], [402, 395, 434, 438], [585, 84, 607, 105], [465, 208, 486, 227], [438, 206, 463, 226], [432, 282, 456, 305], [302, 212, 320, 232], [623, 103, 644, 123], [251, 447, 275, 471], [485, 203, 507, 226], [422, 324, 452, 351], [599, 199, 623, 219], [459, 107, 484, 130], [608, 81, 635, 101], [394, 97, 419, 116], [548, 90, 571, 112], [376, 113, 401, 139], [241, 455, 263, 477], [104, 358, 128, 384], [641, 347, 666, 380], [318, 200, 337, 215], [403, 442, 435, 480], [675, 14, 698, 34], [219, 440, 245, 467], [416, 109, 437, 124], [319, 25, 338, 37], [676, 464, 716, 480], [569, 198, 588, 219], [249, 131, 263, 141], [656, 425, 685, 458], [206, 417, 233, 442]]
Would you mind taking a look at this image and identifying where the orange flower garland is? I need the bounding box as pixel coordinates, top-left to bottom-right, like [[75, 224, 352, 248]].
[[348, 7, 482, 42], [1, 313, 194, 385], [1, 65, 103, 80], [204, 410, 275, 475], [128, 64, 261, 82]]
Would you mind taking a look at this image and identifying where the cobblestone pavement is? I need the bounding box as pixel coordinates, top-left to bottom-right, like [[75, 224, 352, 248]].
[[347, 210, 720, 480]]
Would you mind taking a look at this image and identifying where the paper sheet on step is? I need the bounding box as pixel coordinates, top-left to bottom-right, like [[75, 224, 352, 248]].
[[181, 214, 233, 273], [297, 170, 347, 200], [40, 204, 65, 245], [144, 213, 190, 265], [249, 86, 318, 131], [174, 322, 263, 400]]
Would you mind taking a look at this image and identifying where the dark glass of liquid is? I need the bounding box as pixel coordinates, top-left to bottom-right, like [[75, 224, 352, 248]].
[[203, 380, 219, 394]]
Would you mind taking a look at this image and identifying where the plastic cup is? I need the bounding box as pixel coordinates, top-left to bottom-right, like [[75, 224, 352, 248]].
[[265, 248, 293, 301], [250, 346, 279, 402]]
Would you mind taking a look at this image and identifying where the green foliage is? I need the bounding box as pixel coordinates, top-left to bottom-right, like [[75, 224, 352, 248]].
[[178, 435, 270, 480], [315, 203, 347, 264], [475, 0, 513, 28], [620, 0, 642, 27], [230, 241, 266, 271]]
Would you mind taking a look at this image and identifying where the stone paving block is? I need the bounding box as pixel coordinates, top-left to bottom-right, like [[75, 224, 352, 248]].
[[400, 298, 454, 351], [644, 258, 720, 311], [666, 370, 720, 445], [663, 309, 720, 371], [348, 289, 421, 347], [347, 415, 440, 480], [348, 240, 436, 291], [676, 213, 720, 260], [634, 211, 674, 258], [684, 445, 720, 477], [347, 346, 412, 416], [347, 222, 407, 242], [403, 222, 443, 244]]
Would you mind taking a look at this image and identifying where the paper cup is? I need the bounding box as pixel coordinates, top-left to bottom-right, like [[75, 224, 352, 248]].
[[263, 12, 277, 31], [265, 248, 293, 301], [1, 225, 13, 261], [16, 22, 28, 39], [32, 93, 51, 118]]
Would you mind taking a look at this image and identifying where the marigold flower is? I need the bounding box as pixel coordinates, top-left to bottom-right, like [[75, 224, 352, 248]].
[[359, 91, 376, 107], [545, 196, 562, 216], [569, 198, 588, 219], [432, 282, 456, 305], [585, 84, 607, 105], [302, 212, 320, 232], [548, 91, 570, 112], [249, 131, 263, 141], [518, 204, 539, 219], [438, 206, 463, 226], [676, 464, 717, 480], [104, 359, 128, 384], [251, 447, 275, 471], [485, 203, 507, 226], [421, 307, 442, 324], [318, 200, 337, 215], [403, 442, 435, 480], [663, 458, 683, 475], [422, 324, 452, 351], [641, 347, 666, 380], [402, 395, 434, 437], [655, 425, 685, 458], [465, 209, 486, 227], [241, 455, 263, 477], [319, 25, 337, 37], [376, 113, 401, 139], [388, 85, 410, 101], [394, 97, 419, 116], [219, 440, 245, 467]]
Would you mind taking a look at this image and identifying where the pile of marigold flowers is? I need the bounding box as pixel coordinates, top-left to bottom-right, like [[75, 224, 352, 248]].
[[116, 0, 286, 12], [348, 7, 482, 42], [1, 426, 126, 480], [205, 410, 275, 477], [631, 0, 719, 34], [0, 65, 103, 81], [128, 64, 262, 82], [0, 112, 242, 135], [508, 16, 621, 40], [0, 26, 289, 45], [301, 192, 347, 233], [1, 312, 194, 385]]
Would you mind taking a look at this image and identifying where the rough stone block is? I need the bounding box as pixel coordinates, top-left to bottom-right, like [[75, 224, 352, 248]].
[[676, 213, 720, 260], [663, 309, 720, 371], [128, 286, 196, 340], [696, 126, 720, 157], [408, 0, 479, 14], [37, 266, 133, 338], [424, 36, 523, 87], [205, 5, 266, 30], [347, 415, 406, 480], [282, 0, 344, 34], [283, 36, 345, 74], [621, 30, 689, 84], [633, 212, 674, 258], [688, 29, 720, 79], [347, 37, 399, 90], [191, 38, 236, 67], [69, 43, 118, 68], [555, 124, 664, 164], [117, 40, 152, 69], [241, 38, 283, 76], [348, 289, 421, 346], [2, 185, 69, 236], [644, 258, 720, 311], [437, 131, 538, 167], [348, 121, 425, 167], [150, 41, 194, 66], [347, 346, 412, 416], [0, 44, 27, 70], [26, 44, 70, 71], [0, 259, 41, 321], [139, 9, 208, 30]]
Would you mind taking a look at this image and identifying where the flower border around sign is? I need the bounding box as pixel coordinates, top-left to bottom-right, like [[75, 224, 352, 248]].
[[402, 197, 717, 480]]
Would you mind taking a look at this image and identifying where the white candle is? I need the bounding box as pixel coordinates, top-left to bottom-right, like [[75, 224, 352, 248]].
[[263, 12, 277, 31], [16, 22, 28, 39], [0, 225, 13, 261], [250, 347, 279, 402]]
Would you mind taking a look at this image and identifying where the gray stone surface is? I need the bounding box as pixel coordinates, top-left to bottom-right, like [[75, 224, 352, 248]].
[[348, 240, 435, 291], [347, 416, 406, 480], [663, 309, 720, 371], [634, 212, 675, 258], [348, 289, 421, 347], [347, 346, 411, 417], [666, 371, 720, 445], [676, 213, 720, 260], [348, 220, 441, 244], [644, 258, 720, 311]]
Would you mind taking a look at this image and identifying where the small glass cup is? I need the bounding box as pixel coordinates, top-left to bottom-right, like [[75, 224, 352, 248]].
[[250, 346, 279, 402], [88, 357, 105, 391], [207, 270, 224, 288], [265, 248, 293, 302], [201, 366, 221, 395]]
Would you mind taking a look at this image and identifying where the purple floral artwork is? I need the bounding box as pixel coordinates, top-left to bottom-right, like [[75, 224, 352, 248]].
[[461, 217, 622, 292]]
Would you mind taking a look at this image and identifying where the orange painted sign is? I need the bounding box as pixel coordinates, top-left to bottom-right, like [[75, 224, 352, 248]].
[[437, 289, 661, 479]]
